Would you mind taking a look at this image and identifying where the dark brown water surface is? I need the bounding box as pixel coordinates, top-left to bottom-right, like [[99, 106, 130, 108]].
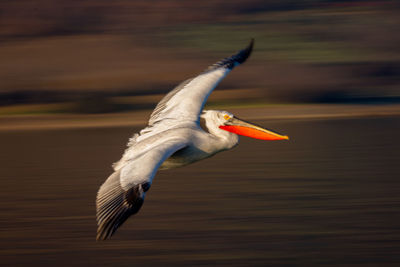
[[1, 117, 400, 266]]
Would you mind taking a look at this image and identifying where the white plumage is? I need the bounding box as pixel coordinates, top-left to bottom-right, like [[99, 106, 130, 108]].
[[96, 39, 288, 240]]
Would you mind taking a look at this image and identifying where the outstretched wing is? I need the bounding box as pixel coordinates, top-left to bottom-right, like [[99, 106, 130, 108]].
[[148, 39, 254, 127], [96, 138, 187, 240]]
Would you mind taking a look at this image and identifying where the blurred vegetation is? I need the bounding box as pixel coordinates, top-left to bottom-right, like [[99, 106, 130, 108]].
[[0, 0, 399, 115]]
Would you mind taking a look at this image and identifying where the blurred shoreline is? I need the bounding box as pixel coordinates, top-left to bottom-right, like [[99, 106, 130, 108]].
[[1, 103, 399, 131]]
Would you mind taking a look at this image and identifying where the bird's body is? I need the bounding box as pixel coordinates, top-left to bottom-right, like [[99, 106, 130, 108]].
[[114, 110, 239, 172], [96, 39, 289, 240]]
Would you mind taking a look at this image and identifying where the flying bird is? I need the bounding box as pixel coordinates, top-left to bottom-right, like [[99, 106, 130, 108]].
[[96, 39, 289, 240]]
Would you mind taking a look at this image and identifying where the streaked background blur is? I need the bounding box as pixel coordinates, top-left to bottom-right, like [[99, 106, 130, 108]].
[[1, 1, 400, 266], [1, 0, 399, 114]]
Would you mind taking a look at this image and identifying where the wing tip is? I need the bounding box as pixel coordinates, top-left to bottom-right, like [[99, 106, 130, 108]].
[[96, 171, 147, 241], [235, 38, 254, 65], [204, 38, 255, 72]]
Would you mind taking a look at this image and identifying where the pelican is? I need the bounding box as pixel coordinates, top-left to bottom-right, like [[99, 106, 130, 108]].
[[96, 39, 289, 240]]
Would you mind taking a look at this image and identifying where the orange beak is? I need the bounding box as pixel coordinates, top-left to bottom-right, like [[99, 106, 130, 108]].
[[219, 117, 289, 141]]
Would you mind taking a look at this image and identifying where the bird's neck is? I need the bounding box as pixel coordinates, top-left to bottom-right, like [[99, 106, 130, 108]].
[[207, 125, 239, 152]]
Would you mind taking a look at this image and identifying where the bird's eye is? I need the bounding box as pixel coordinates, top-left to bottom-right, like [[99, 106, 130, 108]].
[[223, 114, 231, 120]]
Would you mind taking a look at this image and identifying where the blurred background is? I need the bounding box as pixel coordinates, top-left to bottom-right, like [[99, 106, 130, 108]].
[[0, 0, 399, 116], [1, 1, 400, 266]]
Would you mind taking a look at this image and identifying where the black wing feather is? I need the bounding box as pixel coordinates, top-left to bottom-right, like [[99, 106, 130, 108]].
[[96, 170, 150, 240]]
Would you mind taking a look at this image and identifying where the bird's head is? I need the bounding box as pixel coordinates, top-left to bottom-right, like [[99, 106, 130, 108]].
[[201, 110, 289, 141]]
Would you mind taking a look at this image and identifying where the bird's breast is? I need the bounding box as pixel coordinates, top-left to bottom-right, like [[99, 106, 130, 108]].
[[160, 144, 212, 170]]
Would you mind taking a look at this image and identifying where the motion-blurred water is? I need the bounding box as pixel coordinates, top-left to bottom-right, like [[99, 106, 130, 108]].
[[1, 117, 399, 266]]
